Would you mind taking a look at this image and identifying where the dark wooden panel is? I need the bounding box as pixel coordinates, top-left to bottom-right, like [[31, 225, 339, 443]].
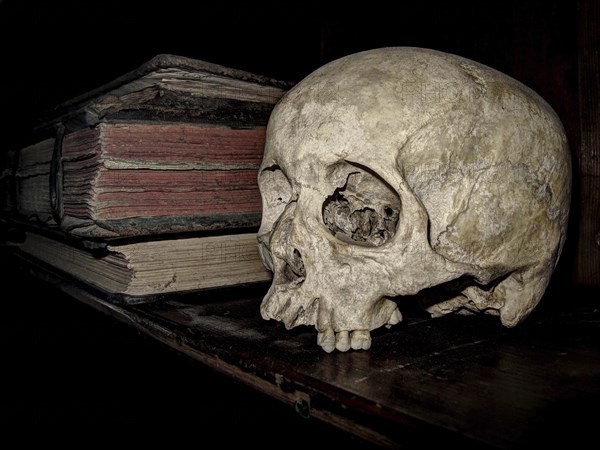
[[575, 0, 600, 285]]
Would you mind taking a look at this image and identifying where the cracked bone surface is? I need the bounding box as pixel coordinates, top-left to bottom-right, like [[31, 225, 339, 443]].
[[257, 47, 571, 353]]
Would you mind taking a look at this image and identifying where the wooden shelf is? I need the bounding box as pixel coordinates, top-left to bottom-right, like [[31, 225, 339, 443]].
[[8, 249, 599, 448]]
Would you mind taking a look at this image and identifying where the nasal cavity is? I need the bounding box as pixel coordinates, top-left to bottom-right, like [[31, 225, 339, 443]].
[[283, 248, 305, 284]]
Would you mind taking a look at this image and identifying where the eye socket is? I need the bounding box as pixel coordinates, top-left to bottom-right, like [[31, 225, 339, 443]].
[[258, 165, 293, 231], [322, 164, 400, 247]]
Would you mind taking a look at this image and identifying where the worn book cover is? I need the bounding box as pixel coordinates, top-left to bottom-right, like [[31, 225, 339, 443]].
[[7, 229, 272, 304], [3, 54, 292, 240]]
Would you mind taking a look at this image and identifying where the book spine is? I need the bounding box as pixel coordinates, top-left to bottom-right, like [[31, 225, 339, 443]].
[[11, 136, 56, 225], [0, 149, 18, 215], [50, 124, 65, 224]]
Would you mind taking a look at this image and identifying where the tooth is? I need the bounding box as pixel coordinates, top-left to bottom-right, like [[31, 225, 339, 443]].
[[275, 297, 292, 320], [259, 288, 276, 320], [335, 331, 351, 352], [350, 330, 372, 350], [317, 329, 336, 353], [387, 307, 403, 326], [280, 303, 302, 329]]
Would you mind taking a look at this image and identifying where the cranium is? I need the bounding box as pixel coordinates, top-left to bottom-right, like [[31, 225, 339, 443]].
[[257, 47, 571, 353]]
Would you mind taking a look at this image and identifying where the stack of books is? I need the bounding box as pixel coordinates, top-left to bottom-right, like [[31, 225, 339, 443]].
[[1, 54, 291, 304]]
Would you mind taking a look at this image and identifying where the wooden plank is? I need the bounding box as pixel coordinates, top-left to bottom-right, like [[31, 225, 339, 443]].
[[12, 245, 599, 449], [69, 286, 600, 448], [576, 0, 600, 285]]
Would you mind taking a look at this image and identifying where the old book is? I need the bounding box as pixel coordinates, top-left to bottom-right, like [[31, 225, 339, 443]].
[[9, 229, 271, 303], [5, 54, 291, 239], [14, 121, 268, 238]]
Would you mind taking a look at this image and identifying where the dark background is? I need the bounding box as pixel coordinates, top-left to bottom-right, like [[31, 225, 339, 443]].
[[0, 0, 578, 150], [0, 0, 581, 443]]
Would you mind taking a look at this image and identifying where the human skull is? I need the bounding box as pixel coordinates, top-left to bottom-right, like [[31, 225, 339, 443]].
[[257, 47, 571, 353]]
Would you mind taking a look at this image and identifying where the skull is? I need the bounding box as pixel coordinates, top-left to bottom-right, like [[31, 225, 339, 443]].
[[257, 47, 571, 353]]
